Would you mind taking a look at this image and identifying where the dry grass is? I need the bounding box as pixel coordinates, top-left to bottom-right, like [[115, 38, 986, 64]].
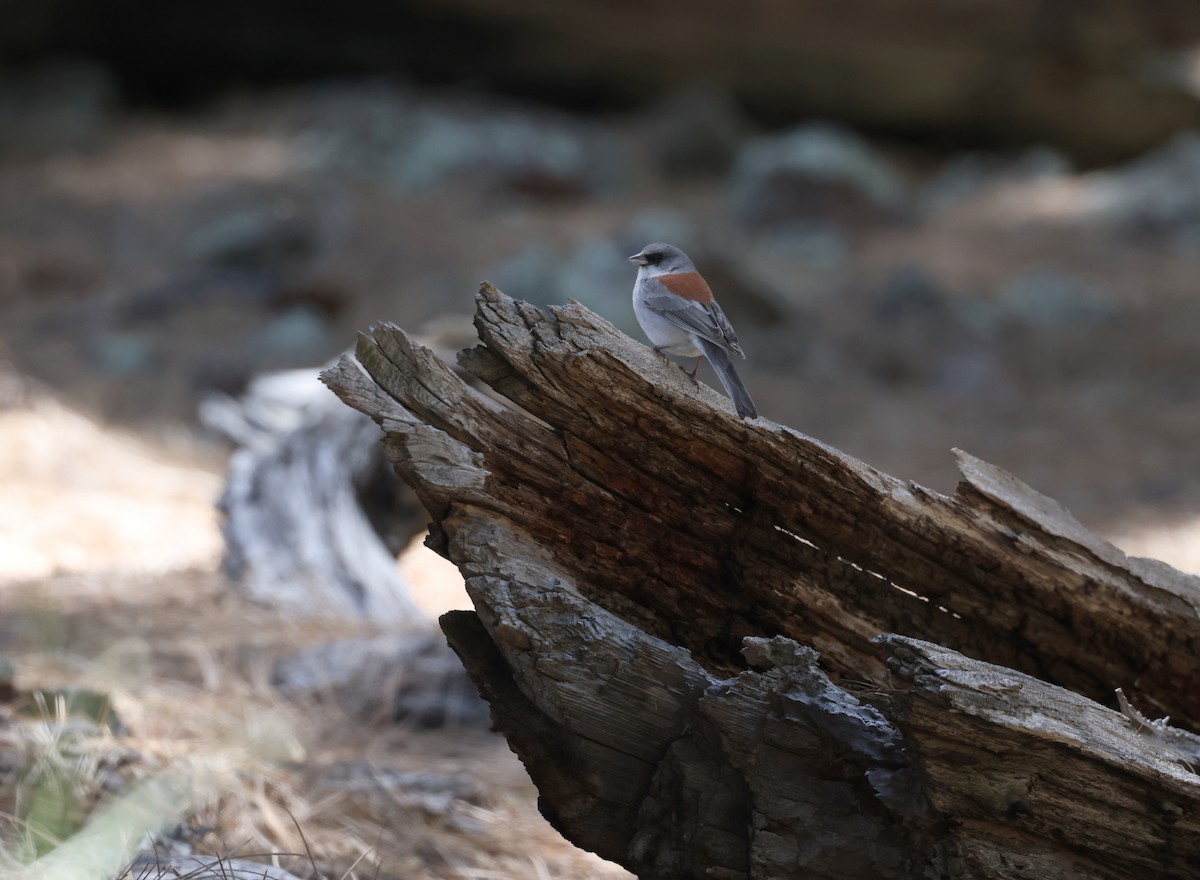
[[0, 398, 630, 880]]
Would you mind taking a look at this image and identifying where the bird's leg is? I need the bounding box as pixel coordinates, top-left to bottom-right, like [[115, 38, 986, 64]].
[[651, 347, 701, 386]]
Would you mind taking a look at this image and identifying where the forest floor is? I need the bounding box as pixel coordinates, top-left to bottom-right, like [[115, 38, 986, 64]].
[[0, 392, 632, 879], [1, 74, 1198, 878]]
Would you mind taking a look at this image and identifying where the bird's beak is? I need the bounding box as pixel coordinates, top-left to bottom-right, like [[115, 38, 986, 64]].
[[628, 253, 648, 266]]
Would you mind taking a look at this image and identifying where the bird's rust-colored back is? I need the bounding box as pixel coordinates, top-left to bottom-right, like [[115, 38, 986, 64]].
[[657, 272, 715, 304]]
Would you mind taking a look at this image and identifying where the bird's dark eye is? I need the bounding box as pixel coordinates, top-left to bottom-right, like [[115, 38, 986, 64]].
[[644, 251, 662, 265]]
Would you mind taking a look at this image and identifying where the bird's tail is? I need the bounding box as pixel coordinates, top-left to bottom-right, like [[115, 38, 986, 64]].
[[698, 339, 758, 419]]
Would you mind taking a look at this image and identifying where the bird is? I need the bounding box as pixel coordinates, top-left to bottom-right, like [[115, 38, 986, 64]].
[[628, 242, 758, 419]]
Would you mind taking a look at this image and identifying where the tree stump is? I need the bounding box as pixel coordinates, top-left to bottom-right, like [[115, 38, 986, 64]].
[[322, 283, 1200, 880]]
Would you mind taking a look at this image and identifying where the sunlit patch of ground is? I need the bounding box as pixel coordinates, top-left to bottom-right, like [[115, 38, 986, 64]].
[[1108, 517, 1200, 577], [0, 392, 630, 879], [0, 397, 223, 584]]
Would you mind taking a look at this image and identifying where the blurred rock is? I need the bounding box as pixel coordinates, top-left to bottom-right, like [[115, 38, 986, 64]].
[[0, 59, 118, 154], [255, 306, 331, 359], [488, 225, 792, 341], [278, 84, 624, 198], [836, 265, 1014, 399], [874, 264, 950, 322], [273, 630, 489, 728], [754, 224, 850, 269], [487, 242, 558, 306], [186, 199, 314, 271], [1081, 131, 1200, 243], [996, 268, 1117, 331], [90, 333, 155, 377], [556, 238, 640, 316], [323, 764, 480, 809], [643, 86, 751, 178], [392, 633, 491, 729], [488, 238, 634, 321], [623, 207, 699, 253], [267, 278, 350, 319], [930, 349, 1012, 399], [919, 146, 1072, 214], [392, 110, 592, 198], [683, 252, 791, 331], [731, 123, 908, 228]]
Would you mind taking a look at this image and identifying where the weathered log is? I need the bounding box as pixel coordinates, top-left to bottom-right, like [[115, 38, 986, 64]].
[[201, 365, 424, 621], [201, 317, 481, 621], [322, 284, 1200, 879]]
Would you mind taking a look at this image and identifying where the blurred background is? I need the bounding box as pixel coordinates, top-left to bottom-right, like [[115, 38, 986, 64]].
[[2, 2, 1199, 877]]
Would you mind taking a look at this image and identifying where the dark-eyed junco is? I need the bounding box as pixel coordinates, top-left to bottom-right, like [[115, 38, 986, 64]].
[[629, 242, 757, 419]]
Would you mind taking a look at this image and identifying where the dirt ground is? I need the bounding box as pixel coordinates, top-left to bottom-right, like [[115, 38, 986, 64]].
[[1, 78, 1198, 877], [0, 391, 630, 878]]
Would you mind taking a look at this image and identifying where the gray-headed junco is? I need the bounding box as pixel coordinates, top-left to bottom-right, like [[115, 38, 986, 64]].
[[629, 242, 757, 419]]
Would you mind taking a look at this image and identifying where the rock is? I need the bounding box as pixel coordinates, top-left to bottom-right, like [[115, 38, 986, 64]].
[[490, 226, 793, 342], [874, 264, 950, 322], [1080, 131, 1200, 243], [555, 238, 640, 317], [90, 334, 156, 377], [254, 306, 331, 359], [0, 59, 118, 154], [283, 83, 630, 197], [321, 763, 480, 811], [996, 268, 1117, 331], [487, 237, 636, 322], [272, 630, 489, 728], [755, 224, 850, 269], [919, 146, 1072, 213], [846, 265, 1013, 399], [623, 207, 699, 253], [486, 242, 559, 306], [392, 109, 594, 198], [643, 86, 751, 178], [186, 200, 314, 271], [731, 122, 907, 227]]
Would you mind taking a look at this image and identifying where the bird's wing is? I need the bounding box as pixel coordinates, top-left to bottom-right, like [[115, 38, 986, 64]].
[[643, 273, 746, 358]]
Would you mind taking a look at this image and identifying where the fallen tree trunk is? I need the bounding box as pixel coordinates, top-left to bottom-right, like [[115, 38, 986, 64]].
[[201, 365, 425, 621], [322, 283, 1200, 879]]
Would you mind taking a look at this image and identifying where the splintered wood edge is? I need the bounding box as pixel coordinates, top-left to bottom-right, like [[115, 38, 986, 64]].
[[325, 287, 1200, 723], [954, 447, 1200, 608], [953, 448, 1116, 555], [880, 633, 1200, 787], [880, 633, 1200, 874]]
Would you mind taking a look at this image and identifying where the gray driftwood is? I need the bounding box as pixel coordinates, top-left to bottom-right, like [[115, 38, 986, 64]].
[[201, 365, 424, 621], [322, 283, 1200, 880]]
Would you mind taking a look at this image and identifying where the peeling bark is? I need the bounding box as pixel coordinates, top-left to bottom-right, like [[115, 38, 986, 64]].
[[323, 284, 1200, 879]]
